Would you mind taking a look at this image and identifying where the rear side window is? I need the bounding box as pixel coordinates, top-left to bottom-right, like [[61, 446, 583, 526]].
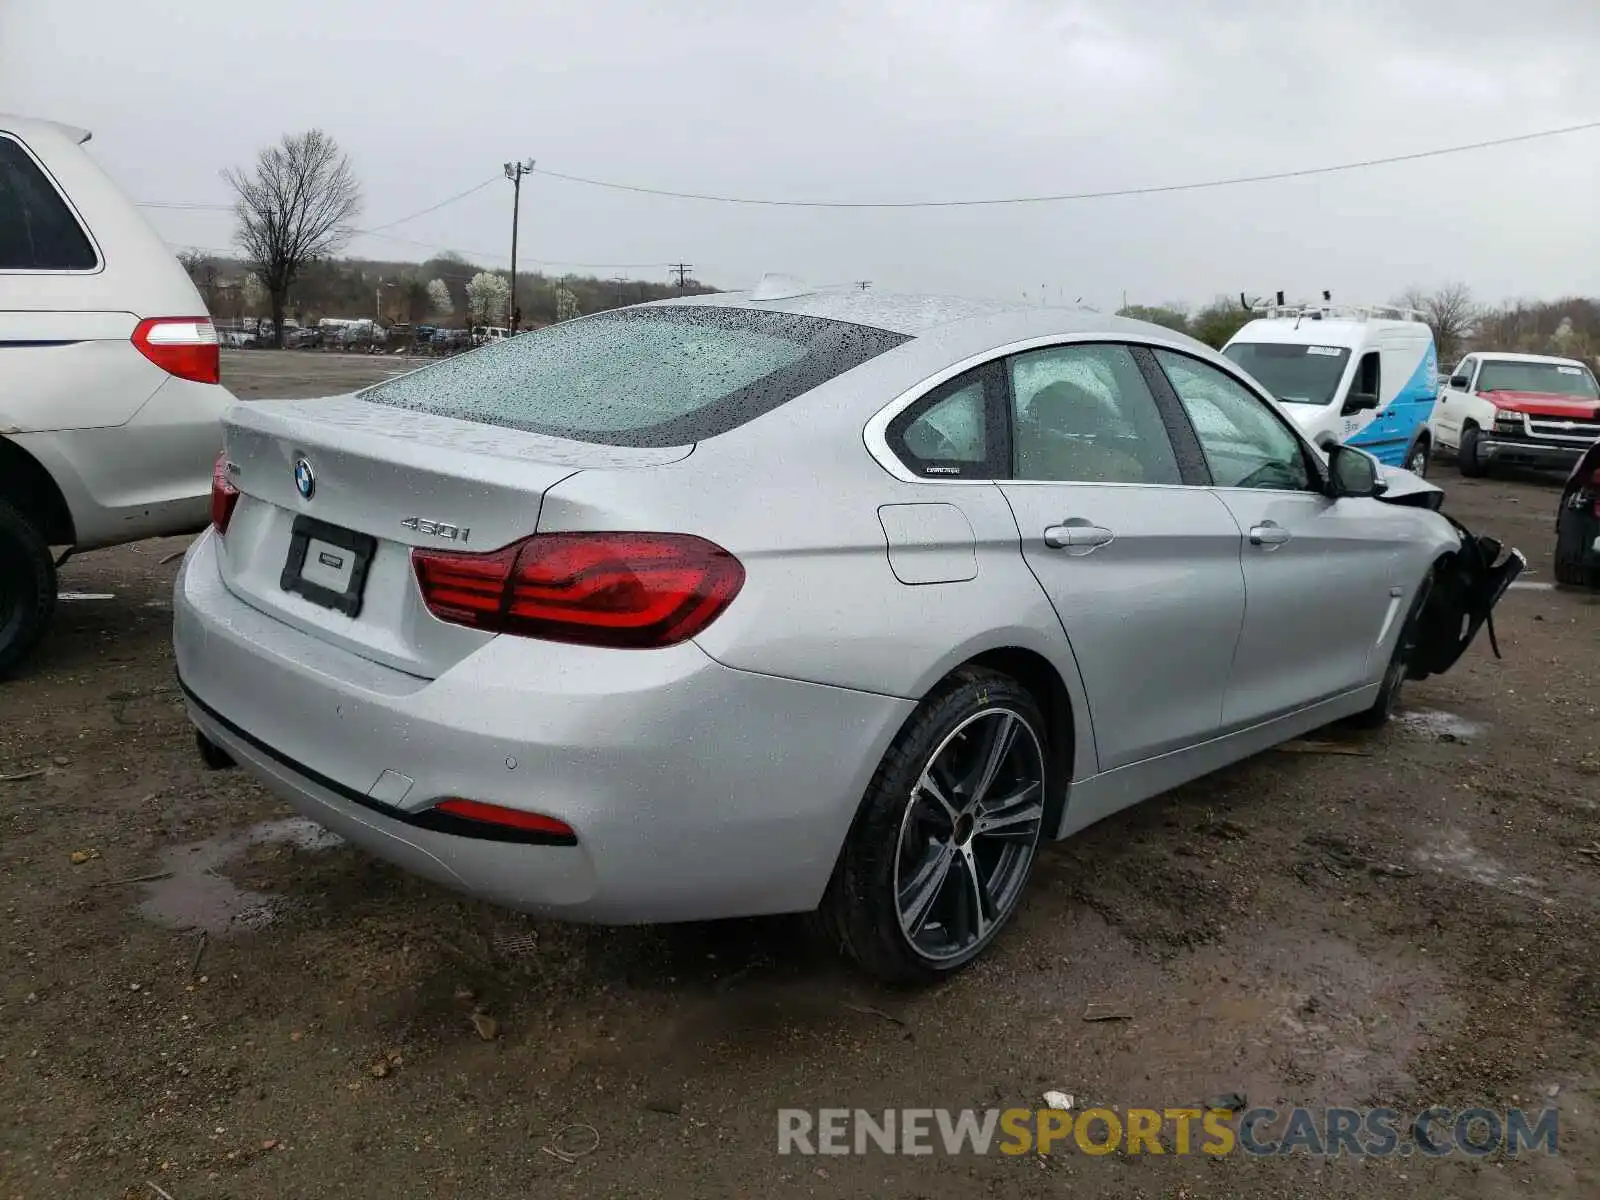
[[0, 135, 98, 271], [361, 305, 909, 447]]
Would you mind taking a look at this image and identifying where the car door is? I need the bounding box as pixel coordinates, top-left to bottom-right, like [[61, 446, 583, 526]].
[[1433, 355, 1476, 449], [995, 341, 1247, 772], [1149, 348, 1413, 728]]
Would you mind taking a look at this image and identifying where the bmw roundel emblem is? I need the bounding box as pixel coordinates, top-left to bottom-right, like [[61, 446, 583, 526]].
[[293, 458, 316, 500]]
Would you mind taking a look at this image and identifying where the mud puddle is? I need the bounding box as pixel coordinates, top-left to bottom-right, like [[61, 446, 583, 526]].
[[1395, 708, 1485, 742], [138, 817, 344, 935]]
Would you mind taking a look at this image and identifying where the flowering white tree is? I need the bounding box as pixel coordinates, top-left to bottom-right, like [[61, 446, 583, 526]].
[[555, 285, 581, 322], [466, 272, 511, 326], [425, 278, 452, 319]]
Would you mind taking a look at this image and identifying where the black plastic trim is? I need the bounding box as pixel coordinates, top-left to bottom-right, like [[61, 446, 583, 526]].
[[279, 515, 376, 618], [178, 678, 579, 847]]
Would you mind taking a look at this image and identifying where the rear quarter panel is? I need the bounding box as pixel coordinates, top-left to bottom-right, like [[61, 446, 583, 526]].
[[533, 369, 1102, 780]]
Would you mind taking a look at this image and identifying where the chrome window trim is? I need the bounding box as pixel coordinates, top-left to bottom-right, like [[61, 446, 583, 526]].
[[863, 330, 1327, 492]]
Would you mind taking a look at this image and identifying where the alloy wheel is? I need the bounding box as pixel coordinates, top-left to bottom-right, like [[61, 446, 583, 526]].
[[893, 707, 1046, 963]]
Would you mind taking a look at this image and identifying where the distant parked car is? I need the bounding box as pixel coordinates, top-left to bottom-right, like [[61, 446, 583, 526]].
[[175, 290, 1524, 982], [0, 112, 234, 674], [1555, 440, 1600, 588]]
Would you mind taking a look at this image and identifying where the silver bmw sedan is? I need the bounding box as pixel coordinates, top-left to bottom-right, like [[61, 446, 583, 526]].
[[174, 285, 1522, 983]]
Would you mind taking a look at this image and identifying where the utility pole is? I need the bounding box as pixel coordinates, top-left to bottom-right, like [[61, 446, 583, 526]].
[[613, 275, 627, 307], [855, 280, 872, 291], [503, 157, 534, 333], [669, 262, 693, 289]]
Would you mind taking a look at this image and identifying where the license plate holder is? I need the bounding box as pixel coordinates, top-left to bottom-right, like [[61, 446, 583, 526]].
[[280, 515, 377, 618]]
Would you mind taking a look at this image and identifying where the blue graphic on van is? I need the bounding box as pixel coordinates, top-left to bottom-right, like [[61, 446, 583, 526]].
[[1348, 346, 1439, 467]]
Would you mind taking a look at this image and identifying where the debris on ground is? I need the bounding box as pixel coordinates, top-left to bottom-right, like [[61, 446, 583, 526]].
[[842, 1001, 907, 1026], [542, 1123, 601, 1164], [1273, 741, 1371, 757], [1, 768, 45, 782], [1204, 1092, 1247, 1113], [1082, 1003, 1129, 1022], [69, 848, 100, 865], [470, 1009, 500, 1041], [1043, 1091, 1074, 1110]]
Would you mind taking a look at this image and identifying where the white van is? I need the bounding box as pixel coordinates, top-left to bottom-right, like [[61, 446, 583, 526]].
[[0, 114, 235, 674], [1222, 301, 1439, 475]]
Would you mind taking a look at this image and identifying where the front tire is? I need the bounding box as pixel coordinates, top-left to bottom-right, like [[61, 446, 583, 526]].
[[0, 499, 57, 678], [821, 668, 1049, 985], [1346, 569, 1435, 730], [1458, 426, 1489, 477]]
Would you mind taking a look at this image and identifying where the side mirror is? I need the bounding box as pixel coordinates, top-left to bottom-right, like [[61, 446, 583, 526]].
[[1327, 444, 1387, 499], [1342, 391, 1379, 415], [1449, 375, 1470, 390]]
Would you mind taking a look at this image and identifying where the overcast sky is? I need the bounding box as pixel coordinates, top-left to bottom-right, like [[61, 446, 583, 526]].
[[2, 0, 1598, 310]]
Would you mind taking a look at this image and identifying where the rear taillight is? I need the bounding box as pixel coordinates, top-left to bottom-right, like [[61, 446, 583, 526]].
[[210, 453, 239, 534], [132, 317, 221, 385], [411, 532, 745, 649]]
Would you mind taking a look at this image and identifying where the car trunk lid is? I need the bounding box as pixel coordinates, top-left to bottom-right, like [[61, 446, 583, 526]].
[[215, 395, 692, 678]]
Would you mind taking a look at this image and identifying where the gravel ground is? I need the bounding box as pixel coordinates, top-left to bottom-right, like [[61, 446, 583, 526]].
[[2, 351, 1597, 1199]]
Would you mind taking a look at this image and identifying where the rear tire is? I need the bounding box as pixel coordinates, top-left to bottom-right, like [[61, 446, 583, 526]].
[[820, 668, 1049, 985], [1404, 437, 1431, 477], [1555, 554, 1599, 589], [0, 499, 57, 678], [1457, 426, 1489, 478]]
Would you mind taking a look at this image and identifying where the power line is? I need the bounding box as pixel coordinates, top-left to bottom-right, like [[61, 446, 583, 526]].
[[669, 262, 693, 287], [528, 118, 1600, 209], [364, 176, 500, 233]]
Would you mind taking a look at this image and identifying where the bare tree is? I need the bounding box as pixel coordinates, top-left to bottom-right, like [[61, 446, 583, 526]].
[[225, 130, 362, 348], [1396, 283, 1477, 365]]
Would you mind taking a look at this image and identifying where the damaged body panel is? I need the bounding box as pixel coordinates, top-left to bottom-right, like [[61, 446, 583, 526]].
[[1367, 459, 1524, 679]]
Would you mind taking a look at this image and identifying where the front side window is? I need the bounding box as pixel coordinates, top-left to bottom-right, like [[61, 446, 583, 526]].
[[1221, 341, 1351, 407], [1453, 357, 1476, 388], [362, 305, 909, 447], [1155, 349, 1313, 492], [1009, 343, 1181, 484], [0, 135, 98, 271], [1475, 360, 1600, 399]]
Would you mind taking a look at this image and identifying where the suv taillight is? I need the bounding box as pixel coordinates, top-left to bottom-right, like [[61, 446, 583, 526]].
[[411, 532, 744, 649], [211, 453, 239, 534], [133, 317, 221, 385]]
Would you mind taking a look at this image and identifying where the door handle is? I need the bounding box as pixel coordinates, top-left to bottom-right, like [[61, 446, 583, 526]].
[[1249, 521, 1291, 548], [1043, 521, 1114, 551]]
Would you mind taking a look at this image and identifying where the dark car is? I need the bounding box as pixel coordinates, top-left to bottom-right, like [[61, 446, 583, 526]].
[[1555, 440, 1600, 587]]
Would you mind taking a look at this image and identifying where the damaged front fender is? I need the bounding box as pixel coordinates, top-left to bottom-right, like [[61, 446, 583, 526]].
[[1408, 516, 1526, 681]]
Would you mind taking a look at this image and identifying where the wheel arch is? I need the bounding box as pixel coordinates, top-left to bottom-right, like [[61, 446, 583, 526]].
[[0, 437, 75, 546], [938, 645, 1080, 836]]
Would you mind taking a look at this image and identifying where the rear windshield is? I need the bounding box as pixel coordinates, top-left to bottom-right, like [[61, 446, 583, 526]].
[[1222, 341, 1351, 406], [1476, 360, 1600, 399], [360, 305, 910, 447]]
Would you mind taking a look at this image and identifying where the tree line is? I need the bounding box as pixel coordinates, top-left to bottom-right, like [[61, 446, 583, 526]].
[[1120, 285, 1598, 366]]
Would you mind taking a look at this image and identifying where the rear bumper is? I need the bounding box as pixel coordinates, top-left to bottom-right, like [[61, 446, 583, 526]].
[[173, 530, 913, 923], [11, 376, 230, 549]]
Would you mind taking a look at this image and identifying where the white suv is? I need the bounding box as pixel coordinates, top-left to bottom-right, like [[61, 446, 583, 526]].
[[0, 114, 235, 674]]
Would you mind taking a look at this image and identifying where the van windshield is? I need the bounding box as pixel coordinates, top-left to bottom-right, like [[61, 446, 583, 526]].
[[1221, 342, 1351, 406], [1476, 360, 1600, 399]]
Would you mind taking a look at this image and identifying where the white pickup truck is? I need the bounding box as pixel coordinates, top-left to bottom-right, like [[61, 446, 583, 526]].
[[1429, 351, 1600, 477]]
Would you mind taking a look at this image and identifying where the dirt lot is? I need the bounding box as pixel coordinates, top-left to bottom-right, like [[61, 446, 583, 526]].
[[3, 350, 1598, 1199]]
